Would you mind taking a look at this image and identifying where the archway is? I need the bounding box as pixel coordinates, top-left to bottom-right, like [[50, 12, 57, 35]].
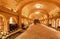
[[56, 18, 60, 28], [52, 19, 56, 28], [9, 17, 18, 31], [0, 14, 6, 32]]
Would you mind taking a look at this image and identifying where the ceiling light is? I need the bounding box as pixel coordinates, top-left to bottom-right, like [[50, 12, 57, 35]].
[[35, 4, 41, 8], [35, 11, 40, 14]]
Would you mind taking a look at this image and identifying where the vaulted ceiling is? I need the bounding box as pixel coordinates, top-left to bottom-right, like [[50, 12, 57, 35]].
[[0, 0, 60, 12], [0, 0, 60, 20]]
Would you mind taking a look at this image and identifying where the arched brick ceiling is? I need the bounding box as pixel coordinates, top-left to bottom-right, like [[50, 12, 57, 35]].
[[0, 0, 22, 12], [28, 9, 48, 17], [4, 0, 17, 11], [0, 0, 60, 15], [21, 1, 59, 18], [17, 0, 60, 13], [0, 0, 60, 12], [19, 0, 60, 20]]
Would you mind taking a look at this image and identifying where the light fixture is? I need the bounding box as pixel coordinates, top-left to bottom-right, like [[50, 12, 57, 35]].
[[35, 11, 40, 14], [35, 4, 41, 8]]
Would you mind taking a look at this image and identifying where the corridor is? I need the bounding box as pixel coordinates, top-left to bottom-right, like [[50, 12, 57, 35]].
[[0, 0, 60, 39]]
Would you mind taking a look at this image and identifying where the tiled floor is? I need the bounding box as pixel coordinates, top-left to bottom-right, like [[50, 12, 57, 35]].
[[15, 23, 60, 39]]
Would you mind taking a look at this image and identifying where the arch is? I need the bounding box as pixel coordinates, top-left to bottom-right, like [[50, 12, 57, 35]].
[[28, 12, 45, 20], [17, 0, 60, 14], [9, 17, 18, 31], [0, 14, 6, 32], [28, 9, 48, 17], [52, 19, 56, 28], [21, 1, 58, 19], [9, 17, 17, 24]]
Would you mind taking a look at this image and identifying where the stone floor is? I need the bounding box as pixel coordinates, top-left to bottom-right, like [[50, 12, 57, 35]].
[[15, 23, 60, 39]]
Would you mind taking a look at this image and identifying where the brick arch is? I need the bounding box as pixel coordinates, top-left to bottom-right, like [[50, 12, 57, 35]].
[[9, 17, 18, 24]]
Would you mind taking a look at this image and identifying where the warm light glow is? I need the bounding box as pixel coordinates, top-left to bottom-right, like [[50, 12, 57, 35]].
[[10, 17, 13, 24], [9, 17, 17, 24], [35, 4, 41, 8], [35, 11, 40, 14]]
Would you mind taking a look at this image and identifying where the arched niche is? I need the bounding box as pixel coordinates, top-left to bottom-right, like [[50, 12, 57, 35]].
[[9, 17, 18, 31], [44, 19, 48, 25], [21, 18, 29, 26], [52, 19, 56, 28], [56, 18, 60, 28], [0, 14, 6, 32], [49, 19, 52, 26], [9, 17, 17, 24], [21, 18, 30, 30]]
